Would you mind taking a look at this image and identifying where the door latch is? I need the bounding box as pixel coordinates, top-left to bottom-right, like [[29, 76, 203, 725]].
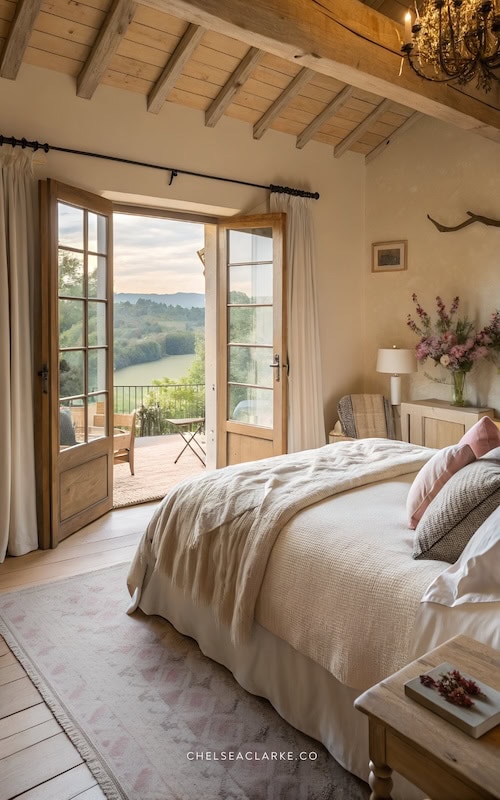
[[37, 364, 49, 394]]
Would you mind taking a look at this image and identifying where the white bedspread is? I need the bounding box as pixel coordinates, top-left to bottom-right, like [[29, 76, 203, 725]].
[[128, 439, 435, 686], [256, 475, 446, 689]]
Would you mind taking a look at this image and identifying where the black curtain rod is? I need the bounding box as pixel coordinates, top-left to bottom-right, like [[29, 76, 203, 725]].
[[0, 134, 320, 200]]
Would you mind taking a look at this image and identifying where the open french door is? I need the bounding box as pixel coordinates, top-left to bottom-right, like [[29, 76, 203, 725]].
[[37, 181, 114, 547], [213, 213, 287, 467]]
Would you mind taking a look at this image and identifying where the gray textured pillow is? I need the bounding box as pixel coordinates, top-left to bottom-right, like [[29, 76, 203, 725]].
[[413, 459, 500, 563], [483, 446, 500, 462]]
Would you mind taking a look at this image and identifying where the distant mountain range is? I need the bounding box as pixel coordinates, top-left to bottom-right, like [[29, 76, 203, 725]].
[[114, 292, 205, 308]]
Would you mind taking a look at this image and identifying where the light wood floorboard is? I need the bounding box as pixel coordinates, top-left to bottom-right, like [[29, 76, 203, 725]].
[[0, 502, 155, 799]]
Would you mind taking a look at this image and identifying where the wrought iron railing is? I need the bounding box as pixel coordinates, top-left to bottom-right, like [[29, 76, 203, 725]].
[[114, 384, 205, 437]]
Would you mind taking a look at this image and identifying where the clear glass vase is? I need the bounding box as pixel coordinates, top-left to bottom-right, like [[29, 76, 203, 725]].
[[451, 370, 467, 407]]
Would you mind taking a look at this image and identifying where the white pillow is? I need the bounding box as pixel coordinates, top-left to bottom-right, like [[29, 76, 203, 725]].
[[420, 505, 500, 607]]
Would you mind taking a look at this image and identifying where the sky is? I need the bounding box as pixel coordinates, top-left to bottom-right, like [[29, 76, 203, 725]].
[[113, 213, 205, 295]]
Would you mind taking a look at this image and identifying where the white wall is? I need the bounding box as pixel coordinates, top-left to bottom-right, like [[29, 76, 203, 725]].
[[365, 116, 500, 416], [0, 65, 365, 436]]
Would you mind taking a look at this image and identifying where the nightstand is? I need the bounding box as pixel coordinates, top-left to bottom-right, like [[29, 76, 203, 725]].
[[400, 399, 494, 448], [354, 635, 500, 800]]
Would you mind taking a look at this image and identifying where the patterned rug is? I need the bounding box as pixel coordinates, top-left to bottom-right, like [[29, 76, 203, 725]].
[[0, 564, 369, 800]]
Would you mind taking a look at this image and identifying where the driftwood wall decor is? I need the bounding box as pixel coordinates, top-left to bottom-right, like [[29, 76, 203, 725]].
[[427, 211, 500, 232]]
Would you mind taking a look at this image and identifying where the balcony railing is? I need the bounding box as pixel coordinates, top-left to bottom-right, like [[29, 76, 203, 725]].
[[114, 384, 205, 437]]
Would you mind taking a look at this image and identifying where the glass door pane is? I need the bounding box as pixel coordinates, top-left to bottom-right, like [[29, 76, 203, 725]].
[[58, 202, 110, 449], [226, 228, 274, 429]]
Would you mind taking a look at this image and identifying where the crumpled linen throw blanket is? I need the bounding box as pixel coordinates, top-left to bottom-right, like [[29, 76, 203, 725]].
[[127, 439, 432, 644]]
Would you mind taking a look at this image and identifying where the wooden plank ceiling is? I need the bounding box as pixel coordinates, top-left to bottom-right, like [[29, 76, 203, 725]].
[[0, 0, 472, 160]]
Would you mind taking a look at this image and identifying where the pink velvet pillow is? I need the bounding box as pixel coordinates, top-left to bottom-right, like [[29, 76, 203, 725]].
[[406, 443, 476, 529], [459, 416, 500, 458]]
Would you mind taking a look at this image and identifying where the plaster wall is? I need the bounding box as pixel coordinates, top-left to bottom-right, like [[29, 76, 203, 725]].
[[365, 116, 500, 416], [0, 65, 365, 435]]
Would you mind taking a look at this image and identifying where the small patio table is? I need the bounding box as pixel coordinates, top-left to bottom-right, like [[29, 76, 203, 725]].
[[165, 417, 206, 466]]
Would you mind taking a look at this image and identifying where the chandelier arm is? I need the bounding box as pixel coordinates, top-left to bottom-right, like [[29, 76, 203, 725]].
[[406, 50, 460, 82]]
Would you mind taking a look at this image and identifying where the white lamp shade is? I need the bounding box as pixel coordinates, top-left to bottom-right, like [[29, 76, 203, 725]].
[[376, 348, 416, 375]]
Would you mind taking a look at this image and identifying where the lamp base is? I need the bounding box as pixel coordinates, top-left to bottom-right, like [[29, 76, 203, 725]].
[[390, 375, 402, 406]]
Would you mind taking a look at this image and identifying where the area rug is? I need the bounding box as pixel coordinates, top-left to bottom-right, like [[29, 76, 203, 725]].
[[0, 564, 368, 800], [113, 435, 206, 508]]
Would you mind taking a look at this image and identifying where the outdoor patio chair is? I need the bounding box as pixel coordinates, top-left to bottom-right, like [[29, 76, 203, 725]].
[[112, 411, 137, 475]]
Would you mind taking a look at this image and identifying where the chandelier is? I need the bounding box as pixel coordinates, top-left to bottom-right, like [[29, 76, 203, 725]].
[[401, 1, 500, 92]]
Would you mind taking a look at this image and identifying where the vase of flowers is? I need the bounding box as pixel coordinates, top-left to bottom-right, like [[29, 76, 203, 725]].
[[407, 295, 490, 406]]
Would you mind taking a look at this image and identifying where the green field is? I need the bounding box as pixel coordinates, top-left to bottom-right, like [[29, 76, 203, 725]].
[[114, 353, 195, 386]]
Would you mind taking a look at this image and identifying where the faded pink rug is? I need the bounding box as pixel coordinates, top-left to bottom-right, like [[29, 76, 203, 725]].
[[0, 564, 368, 800]]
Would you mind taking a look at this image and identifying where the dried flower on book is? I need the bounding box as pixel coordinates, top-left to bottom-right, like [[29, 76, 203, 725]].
[[419, 668, 486, 708]]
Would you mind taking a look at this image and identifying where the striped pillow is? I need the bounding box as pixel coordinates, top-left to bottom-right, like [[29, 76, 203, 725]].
[[413, 458, 500, 563]]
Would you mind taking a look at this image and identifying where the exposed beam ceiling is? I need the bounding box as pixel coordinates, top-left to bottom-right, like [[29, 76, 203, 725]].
[[77, 0, 137, 100], [0, 0, 43, 79], [334, 97, 391, 157], [253, 67, 315, 140], [144, 0, 500, 142], [296, 85, 354, 150], [0, 0, 497, 162], [365, 111, 422, 162], [148, 23, 205, 114], [205, 46, 264, 128]]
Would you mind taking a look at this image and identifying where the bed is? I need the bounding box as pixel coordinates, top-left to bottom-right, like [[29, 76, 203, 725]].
[[127, 438, 500, 799]]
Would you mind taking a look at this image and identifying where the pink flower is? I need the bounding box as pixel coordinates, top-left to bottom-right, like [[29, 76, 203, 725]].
[[408, 295, 495, 373]]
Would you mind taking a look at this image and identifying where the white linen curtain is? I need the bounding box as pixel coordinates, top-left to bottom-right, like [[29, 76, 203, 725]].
[[270, 192, 325, 452], [0, 148, 38, 561]]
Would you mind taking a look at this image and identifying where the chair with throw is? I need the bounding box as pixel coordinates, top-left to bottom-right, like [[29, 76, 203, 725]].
[[112, 411, 137, 475], [336, 394, 395, 440]]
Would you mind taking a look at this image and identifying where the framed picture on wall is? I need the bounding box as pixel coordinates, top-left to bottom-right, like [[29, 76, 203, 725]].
[[372, 240, 407, 272]]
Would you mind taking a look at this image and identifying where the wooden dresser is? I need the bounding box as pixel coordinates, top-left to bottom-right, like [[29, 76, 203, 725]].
[[400, 399, 495, 448]]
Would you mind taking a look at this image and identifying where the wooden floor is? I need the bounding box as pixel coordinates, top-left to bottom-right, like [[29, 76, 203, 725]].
[[0, 502, 156, 800]]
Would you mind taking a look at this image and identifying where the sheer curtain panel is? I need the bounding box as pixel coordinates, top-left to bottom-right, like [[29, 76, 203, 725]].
[[270, 193, 325, 452], [0, 148, 38, 561]]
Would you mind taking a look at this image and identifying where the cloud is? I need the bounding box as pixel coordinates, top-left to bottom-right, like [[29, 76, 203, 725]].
[[113, 214, 205, 294]]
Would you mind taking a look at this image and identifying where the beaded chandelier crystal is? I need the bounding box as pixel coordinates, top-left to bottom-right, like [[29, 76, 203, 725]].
[[401, 1, 500, 92]]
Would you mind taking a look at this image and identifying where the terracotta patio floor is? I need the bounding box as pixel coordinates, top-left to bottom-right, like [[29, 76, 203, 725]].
[[113, 433, 207, 508]]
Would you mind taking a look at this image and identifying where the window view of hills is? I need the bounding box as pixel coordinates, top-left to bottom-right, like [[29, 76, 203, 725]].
[[113, 293, 205, 372]]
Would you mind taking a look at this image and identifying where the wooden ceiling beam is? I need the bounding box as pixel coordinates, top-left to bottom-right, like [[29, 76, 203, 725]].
[[253, 67, 314, 140], [77, 0, 137, 100], [0, 0, 43, 79], [141, 0, 500, 143], [148, 23, 205, 114], [334, 97, 391, 157], [205, 46, 263, 128], [296, 85, 354, 149], [365, 111, 422, 163]]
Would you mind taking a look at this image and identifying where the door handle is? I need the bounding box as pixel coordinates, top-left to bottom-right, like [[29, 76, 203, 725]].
[[269, 353, 280, 382]]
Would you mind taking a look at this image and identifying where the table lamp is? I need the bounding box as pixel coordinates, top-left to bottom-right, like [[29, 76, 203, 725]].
[[376, 346, 416, 405]]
